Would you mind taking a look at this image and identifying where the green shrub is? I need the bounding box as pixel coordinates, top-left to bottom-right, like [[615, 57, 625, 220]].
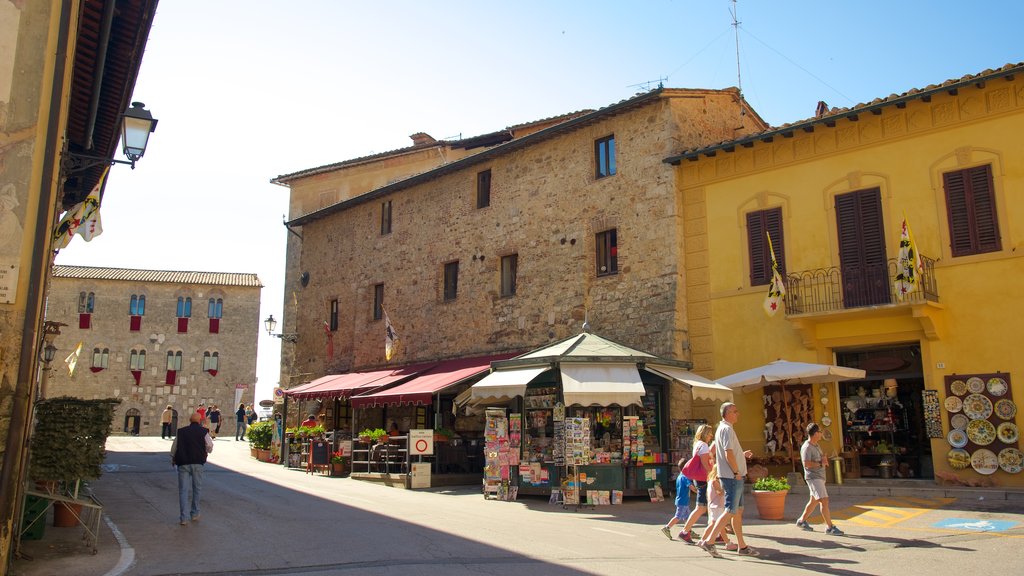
[[752, 475, 790, 492], [30, 397, 120, 483], [247, 420, 274, 450]]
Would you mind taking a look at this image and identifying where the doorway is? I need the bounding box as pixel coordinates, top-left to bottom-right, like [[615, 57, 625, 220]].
[[124, 408, 141, 436], [835, 345, 932, 479]]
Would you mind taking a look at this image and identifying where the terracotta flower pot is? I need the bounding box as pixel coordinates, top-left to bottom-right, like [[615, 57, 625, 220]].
[[53, 502, 83, 527], [752, 490, 789, 520]]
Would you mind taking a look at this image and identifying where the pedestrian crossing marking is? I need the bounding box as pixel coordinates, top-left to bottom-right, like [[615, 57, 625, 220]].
[[824, 496, 954, 527]]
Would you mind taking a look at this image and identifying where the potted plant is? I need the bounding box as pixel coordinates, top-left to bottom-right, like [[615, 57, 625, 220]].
[[247, 420, 274, 461], [433, 427, 456, 443], [330, 450, 349, 477], [358, 427, 387, 444], [751, 475, 790, 520]]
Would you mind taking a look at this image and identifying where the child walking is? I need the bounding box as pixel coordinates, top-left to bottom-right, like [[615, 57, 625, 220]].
[[702, 457, 733, 556], [660, 458, 692, 540]]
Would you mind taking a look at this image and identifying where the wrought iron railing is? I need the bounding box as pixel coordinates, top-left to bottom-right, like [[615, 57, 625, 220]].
[[783, 255, 938, 315]]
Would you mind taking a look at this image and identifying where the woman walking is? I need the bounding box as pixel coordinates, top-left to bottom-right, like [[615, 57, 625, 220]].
[[677, 424, 714, 543]]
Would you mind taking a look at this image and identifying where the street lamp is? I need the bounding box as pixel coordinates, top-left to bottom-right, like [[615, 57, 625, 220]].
[[264, 314, 297, 343], [63, 101, 158, 174], [42, 343, 57, 364]]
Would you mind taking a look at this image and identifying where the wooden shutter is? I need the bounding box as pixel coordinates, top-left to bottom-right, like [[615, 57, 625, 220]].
[[747, 207, 784, 286], [835, 188, 888, 307], [944, 165, 1001, 256]]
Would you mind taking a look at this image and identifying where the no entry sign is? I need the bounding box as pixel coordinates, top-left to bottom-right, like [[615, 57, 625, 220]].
[[409, 429, 434, 456]]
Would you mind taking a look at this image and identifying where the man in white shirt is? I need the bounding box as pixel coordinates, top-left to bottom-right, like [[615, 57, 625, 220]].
[[696, 402, 759, 557]]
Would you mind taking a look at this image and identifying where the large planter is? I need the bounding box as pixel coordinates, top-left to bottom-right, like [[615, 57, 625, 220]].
[[331, 462, 349, 477], [256, 448, 272, 462], [53, 502, 83, 527], [752, 490, 789, 520]]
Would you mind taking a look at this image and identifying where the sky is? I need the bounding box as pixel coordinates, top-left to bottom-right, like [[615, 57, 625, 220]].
[[53, 1, 1024, 403]]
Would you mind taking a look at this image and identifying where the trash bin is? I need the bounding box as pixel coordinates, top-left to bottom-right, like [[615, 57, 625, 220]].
[[22, 495, 47, 540], [831, 456, 844, 485]]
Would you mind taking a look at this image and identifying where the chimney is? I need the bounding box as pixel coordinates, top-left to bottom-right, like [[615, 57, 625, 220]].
[[409, 132, 436, 146], [815, 101, 829, 118]]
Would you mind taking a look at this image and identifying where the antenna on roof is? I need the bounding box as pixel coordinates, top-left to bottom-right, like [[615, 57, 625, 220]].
[[730, 0, 747, 123], [626, 77, 667, 95]]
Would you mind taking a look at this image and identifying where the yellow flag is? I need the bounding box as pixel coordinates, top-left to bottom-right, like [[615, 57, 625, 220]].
[[763, 231, 786, 317], [65, 341, 83, 376]]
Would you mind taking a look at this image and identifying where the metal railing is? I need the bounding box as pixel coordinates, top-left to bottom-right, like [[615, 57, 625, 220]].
[[784, 255, 938, 315]]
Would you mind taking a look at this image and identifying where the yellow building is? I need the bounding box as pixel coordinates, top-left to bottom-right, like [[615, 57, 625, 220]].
[[668, 62, 1024, 486]]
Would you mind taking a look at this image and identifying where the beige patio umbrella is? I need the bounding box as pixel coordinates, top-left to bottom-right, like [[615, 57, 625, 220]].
[[716, 360, 866, 470]]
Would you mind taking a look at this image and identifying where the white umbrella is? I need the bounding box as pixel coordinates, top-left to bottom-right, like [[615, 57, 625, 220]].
[[717, 360, 866, 469]]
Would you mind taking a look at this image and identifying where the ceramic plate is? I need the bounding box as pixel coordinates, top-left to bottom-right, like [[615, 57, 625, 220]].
[[971, 448, 999, 475], [998, 422, 1019, 444], [963, 394, 993, 420], [822, 429, 833, 441], [947, 448, 970, 470], [967, 377, 986, 394], [998, 448, 1023, 474], [821, 396, 829, 405], [949, 379, 968, 396], [947, 428, 968, 448], [944, 396, 963, 413], [987, 377, 1008, 397], [995, 399, 1017, 421], [967, 419, 996, 446], [821, 416, 832, 427], [950, 413, 970, 430]]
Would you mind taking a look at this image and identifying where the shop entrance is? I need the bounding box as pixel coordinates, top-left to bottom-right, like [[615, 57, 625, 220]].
[[835, 345, 932, 480], [124, 408, 141, 436]]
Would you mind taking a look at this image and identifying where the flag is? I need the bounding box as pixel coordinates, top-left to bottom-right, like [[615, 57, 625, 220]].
[[383, 309, 397, 361], [763, 230, 786, 317], [894, 216, 924, 301], [324, 320, 334, 362], [53, 167, 108, 248], [65, 341, 83, 376]]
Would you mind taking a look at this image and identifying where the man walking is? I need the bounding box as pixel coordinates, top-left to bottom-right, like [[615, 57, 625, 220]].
[[160, 405, 174, 439], [171, 412, 213, 525], [696, 402, 759, 557], [796, 422, 844, 535]]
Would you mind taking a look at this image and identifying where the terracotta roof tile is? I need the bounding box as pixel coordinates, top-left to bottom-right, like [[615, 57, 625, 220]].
[[52, 265, 262, 288]]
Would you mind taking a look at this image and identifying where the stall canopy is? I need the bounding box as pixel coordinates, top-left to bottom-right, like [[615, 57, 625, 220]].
[[468, 366, 550, 403], [644, 365, 733, 403], [350, 353, 517, 409], [560, 363, 645, 407]]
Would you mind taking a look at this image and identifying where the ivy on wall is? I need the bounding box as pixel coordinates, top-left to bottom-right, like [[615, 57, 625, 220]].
[[30, 396, 120, 484]]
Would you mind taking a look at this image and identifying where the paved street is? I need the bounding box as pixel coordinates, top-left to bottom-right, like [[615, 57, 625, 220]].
[[13, 437, 1024, 576]]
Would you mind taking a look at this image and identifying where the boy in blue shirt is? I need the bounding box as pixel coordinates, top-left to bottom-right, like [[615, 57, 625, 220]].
[[661, 458, 692, 539]]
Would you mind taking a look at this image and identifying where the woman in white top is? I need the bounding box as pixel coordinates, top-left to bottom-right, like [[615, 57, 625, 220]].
[[677, 424, 714, 543]]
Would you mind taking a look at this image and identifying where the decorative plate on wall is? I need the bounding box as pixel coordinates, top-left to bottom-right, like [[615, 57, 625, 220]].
[[944, 396, 963, 413], [821, 416, 832, 427], [998, 448, 1023, 474], [950, 413, 970, 430], [947, 448, 970, 470], [967, 377, 986, 394], [987, 377, 1008, 397], [971, 448, 999, 475], [950, 380, 968, 396], [967, 419, 996, 446], [997, 422, 1019, 444], [947, 428, 968, 448], [963, 394, 993, 420], [995, 399, 1017, 421]]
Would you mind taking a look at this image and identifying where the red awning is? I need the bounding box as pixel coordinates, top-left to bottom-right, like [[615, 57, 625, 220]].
[[286, 369, 397, 400], [350, 353, 517, 409], [283, 374, 345, 396]]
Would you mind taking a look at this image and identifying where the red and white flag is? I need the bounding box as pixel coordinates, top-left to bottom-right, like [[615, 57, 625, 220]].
[[894, 216, 924, 301], [53, 167, 107, 248], [383, 309, 397, 361], [763, 231, 786, 317]]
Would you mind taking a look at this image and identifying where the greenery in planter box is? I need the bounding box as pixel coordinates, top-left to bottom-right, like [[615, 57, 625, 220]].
[[246, 420, 274, 450], [30, 397, 120, 484], [358, 428, 388, 442], [434, 426, 456, 439], [752, 475, 790, 492]]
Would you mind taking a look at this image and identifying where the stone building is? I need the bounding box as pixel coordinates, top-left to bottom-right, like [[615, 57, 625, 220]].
[[272, 88, 767, 425], [45, 266, 262, 437]]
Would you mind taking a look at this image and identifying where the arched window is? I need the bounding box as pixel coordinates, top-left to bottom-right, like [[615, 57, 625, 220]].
[[203, 351, 220, 372], [208, 298, 223, 319], [129, 349, 146, 370], [166, 350, 183, 371], [129, 294, 146, 315], [78, 291, 95, 313], [176, 297, 192, 318], [91, 347, 109, 369]]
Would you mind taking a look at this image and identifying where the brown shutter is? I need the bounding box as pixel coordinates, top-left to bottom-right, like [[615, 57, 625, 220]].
[[944, 165, 1001, 256], [747, 207, 784, 286], [969, 165, 1001, 253], [944, 170, 973, 256]]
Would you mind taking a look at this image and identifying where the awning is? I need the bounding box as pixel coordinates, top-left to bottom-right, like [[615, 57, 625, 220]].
[[286, 368, 400, 400], [469, 366, 549, 403], [645, 365, 733, 403], [283, 374, 346, 396], [350, 353, 516, 409], [560, 363, 645, 407]]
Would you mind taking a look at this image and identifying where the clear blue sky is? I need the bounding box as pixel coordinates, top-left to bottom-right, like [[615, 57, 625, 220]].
[[54, 1, 1024, 402]]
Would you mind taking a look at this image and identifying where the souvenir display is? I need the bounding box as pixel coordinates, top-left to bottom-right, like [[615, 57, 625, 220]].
[[944, 396, 962, 413], [922, 390, 943, 439], [966, 377, 986, 394], [966, 418, 996, 446], [995, 399, 1017, 421], [997, 422, 1019, 444], [947, 448, 970, 470], [987, 377, 1008, 397], [998, 448, 1023, 474], [962, 394, 993, 420], [950, 413, 969, 430], [946, 428, 968, 448], [949, 380, 968, 397], [970, 448, 998, 475]]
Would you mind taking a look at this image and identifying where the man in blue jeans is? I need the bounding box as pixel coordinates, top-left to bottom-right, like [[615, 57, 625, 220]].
[[696, 402, 759, 557], [171, 412, 214, 525]]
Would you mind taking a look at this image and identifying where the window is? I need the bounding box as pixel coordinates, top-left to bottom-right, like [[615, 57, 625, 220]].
[[330, 299, 339, 331], [208, 298, 223, 319], [166, 351, 183, 371], [943, 164, 1001, 257], [203, 351, 219, 373], [129, 349, 146, 370], [381, 200, 392, 235], [501, 254, 518, 297], [373, 283, 384, 321], [129, 294, 146, 315], [78, 292, 95, 313], [176, 297, 192, 318], [595, 229, 618, 276], [91, 348, 109, 369], [476, 169, 491, 208], [443, 261, 459, 301], [746, 207, 786, 286], [595, 135, 616, 179]]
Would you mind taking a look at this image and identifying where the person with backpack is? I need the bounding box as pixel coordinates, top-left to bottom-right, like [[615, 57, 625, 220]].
[[660, 457, 692, 539]]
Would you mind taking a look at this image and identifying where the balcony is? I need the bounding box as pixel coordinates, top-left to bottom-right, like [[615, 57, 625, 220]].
[[784, 255, 939, 316]]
